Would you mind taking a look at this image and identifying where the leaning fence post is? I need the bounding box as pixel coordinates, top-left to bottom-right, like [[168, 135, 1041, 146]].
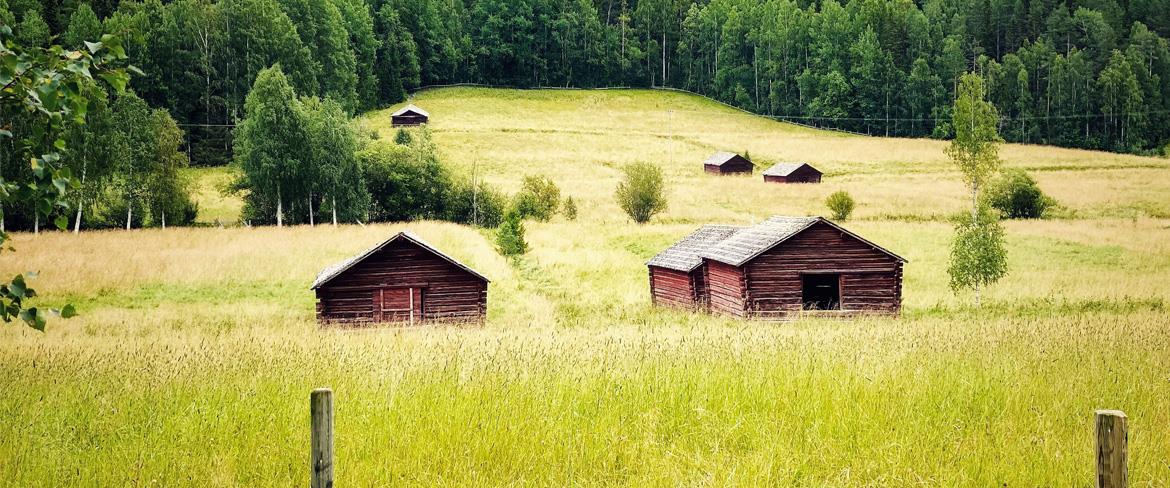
[[311, 388, 334, 488], [1095, 409, 1127, 488]]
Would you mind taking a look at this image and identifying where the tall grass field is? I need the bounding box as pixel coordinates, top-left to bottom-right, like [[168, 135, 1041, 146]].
[[3, 88, 1169, 486]]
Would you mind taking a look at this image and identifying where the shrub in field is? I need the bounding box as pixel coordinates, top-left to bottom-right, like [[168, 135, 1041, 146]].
[[984, 169, 1054, 219], [563, 196, 578, 220], [445, 179, 507, 228], [393, 128, 412, 145], [825, 190, 855, 220], [514, 175, 561, 221], [361, 141, 451, 221], [615, 162, 667, 224], [496, 210, 528, 256]]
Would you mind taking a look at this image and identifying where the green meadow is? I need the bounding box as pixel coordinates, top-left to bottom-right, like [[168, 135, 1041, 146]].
[[2, 88, 1169, 486]]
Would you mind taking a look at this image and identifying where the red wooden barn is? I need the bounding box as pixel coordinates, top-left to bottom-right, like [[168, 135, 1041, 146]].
[[703, 151, 754, 175], [762, 162, 822, 183], [311, 231, 488, 325], [391, 104, 429, 127], [646, 225, 741, 309], [647, 216, 905, 319]]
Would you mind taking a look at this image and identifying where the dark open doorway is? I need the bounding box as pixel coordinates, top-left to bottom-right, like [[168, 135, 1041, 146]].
[[802, 274, 840, 310]]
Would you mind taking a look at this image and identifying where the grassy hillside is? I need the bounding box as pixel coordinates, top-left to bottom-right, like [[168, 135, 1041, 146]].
[[2, 88, 1169, 486]]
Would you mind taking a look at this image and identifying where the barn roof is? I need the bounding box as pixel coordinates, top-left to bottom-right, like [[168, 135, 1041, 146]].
[[703, 151, 748, 166], [310, 231, 488, 289], [762, 162, 820, 177], [391, 104, 429, 117], [699, 216, 906, 266], [646, 225, 742, 271]]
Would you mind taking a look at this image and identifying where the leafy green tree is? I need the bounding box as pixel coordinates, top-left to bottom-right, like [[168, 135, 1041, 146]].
[[110, 91, 155, 229], [63, 83, 118, 232], [144, 108, 195, 228], [0, 26, 130, 329], [825, 190, 855, 220], [299, 96, 369, 225], [562, 196, 577, 220], [234, 65, 307, 227], [445, 179, 506, 228], [330, 0, 380, 110], [393, 128, 412, 145], [360, 140, 450, 222], [374, 4, 420, 105], [947, 73, 1007, 305], [615, 161, 666, 224], [14, 9, 49, 47], [513, 175, 560, 221], [281, 0, 359, 111], [495, 209, 528, 256], [948, 205, 1008, 306], [63, 3, 102, 49]]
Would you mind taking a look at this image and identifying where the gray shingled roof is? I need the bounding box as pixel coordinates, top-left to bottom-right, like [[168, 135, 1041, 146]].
[[391, 104, 429, 117], [703, 151, 746, 166], [310, 231, 487, 289], [646, 225, 742, 271], [699, 216, 907, 267], [762, 162, 819, 177]]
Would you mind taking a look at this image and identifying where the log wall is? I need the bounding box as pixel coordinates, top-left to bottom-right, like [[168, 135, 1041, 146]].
[[706, 260, 747, 317], [648, 266, 698, 309], [742, 222, 901, 319], [315, 239, 486, 325]]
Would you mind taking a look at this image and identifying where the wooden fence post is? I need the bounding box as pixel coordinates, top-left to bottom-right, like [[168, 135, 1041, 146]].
[[311, 388, 334, 488], [1095, 409, 1127, 488]]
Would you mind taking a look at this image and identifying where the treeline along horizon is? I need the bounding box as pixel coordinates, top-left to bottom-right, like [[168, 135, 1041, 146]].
[[5, 0, 1170, 165]]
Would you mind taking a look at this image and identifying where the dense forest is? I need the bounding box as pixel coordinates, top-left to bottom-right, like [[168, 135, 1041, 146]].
[[3, 0, 1170, 229]]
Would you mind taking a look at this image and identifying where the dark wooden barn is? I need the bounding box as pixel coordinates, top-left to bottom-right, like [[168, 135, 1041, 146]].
[[646, 225, 740, 309], [647, 216, 905, 319], [311, 231, 488, 325], [762, 162, 822, 183], [391, 104, 429, 127], [703, 151, 755, 175]]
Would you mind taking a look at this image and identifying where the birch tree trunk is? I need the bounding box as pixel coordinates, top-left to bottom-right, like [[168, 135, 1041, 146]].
[[308, 196, 315, 226], [34, 214, 39, 235], [276, 184, 283, 228], [126, 205, 132, 230], [331, 196, 337, 226]]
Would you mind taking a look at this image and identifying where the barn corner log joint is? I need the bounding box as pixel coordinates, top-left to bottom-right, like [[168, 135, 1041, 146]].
[[648, 216, 905, 319], [311, 231, 488, 326]]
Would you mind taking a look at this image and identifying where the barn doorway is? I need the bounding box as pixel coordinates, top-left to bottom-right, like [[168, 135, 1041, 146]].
[[802, 274, 840, 310], [374, 287, 424, 324]]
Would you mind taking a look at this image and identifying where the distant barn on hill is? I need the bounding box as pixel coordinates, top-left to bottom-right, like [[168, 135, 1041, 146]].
[[703, 151, 754, 175], [391, 104, 429, 126], [647, 216, 905, 319], [762, 162, 822, 183], [311, 231, 488, 326]]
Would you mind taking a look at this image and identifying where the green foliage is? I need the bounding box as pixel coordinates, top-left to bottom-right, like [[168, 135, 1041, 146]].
[[299, 96, 368, 224], [513, 175, 561, 221], [615, 162, 667, 224], [359, 139, 450, 222], [562, 196, 577, 221], [948, 205, 1009, 300], [947, 74, 1003, 195], [0, 24, 131, 329], [825, 190, 855, 221], [393, 128, 413, 145], [984, 169, 1055, 219], [234, 65, 307, 226], [445, 179, 507, 228], [495, 209, 528, 256]]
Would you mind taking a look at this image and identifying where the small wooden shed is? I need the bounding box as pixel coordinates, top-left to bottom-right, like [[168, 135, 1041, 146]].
[[703, 151, 754, 175], [762, 162, 822, 183], [646, 225, 741, 309], [311, 231, 488, 325], [648, 216, 905, 319], [391, 104, 429, 126]]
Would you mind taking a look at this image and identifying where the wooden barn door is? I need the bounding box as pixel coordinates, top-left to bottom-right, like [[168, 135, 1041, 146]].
[[373, 287, 424, 324]]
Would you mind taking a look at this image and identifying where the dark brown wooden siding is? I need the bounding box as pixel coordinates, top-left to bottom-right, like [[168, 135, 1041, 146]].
[[648, 266, 697, 309], [764, 167, 822, 183], [392, 114, 428, 126], [706, 260, 747, 317], [742, 222, 901, 318], [315, 239, 486, 325], [704, 157, 754, 175]]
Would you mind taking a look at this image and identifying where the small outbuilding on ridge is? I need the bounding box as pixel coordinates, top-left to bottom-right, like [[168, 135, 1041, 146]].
[[703, 151, 754, 175], [391, 104, 429, 126], [762, 162, 822, 183]]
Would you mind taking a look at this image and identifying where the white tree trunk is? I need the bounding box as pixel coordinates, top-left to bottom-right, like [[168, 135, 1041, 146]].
[[161, 210, 166, 229], [331, 196, 337, 226], [276, 184, 283, 228], [308, 196, 314, 227], [74, 206, 83, 234], [34, 214, 39, 235], [126, 205, 132, 230]]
